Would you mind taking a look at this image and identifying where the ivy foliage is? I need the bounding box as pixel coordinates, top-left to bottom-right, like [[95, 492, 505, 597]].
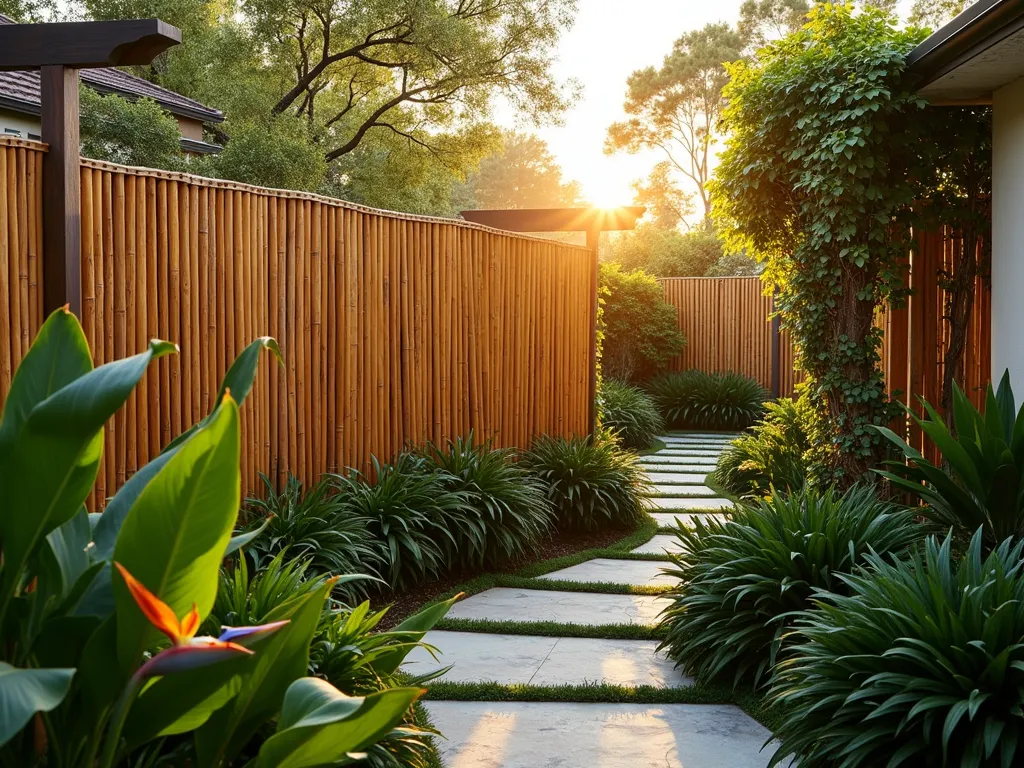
[[710, 4, 927, 481]]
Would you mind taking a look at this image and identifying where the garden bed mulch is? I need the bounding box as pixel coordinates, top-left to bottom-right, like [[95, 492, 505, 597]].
[[374, 527, 630, 630]]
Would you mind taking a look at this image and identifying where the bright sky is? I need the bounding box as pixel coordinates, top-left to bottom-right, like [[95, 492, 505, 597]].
[[498, 0, 914, 209], [504, 0, 750, 208]]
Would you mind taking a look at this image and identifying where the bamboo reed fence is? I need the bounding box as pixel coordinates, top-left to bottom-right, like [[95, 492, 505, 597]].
[[659, 231, 992, 460], [0, 138, 595, 508]]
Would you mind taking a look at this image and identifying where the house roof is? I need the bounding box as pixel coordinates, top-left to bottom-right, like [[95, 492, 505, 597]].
[[0, 14, 223, 124], [907, 0, 1024, 102]]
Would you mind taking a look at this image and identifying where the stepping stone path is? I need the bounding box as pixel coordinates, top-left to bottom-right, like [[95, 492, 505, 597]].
[[413, 432, 778, 767]]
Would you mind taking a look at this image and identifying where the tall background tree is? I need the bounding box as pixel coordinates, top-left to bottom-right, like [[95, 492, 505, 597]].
[[605, 23, 743, 222], [461, 131, 583, 210]]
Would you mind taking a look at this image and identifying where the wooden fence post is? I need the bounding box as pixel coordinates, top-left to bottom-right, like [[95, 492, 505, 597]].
[[41, 65, 81, 315], [587, 227, 600, 435], [770, 289, 781, 398]]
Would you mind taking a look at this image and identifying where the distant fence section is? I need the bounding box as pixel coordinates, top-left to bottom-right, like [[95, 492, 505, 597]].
[[660, 232, 992, 459], [659, 277, 801, 396], [0, 138, 595, 507]]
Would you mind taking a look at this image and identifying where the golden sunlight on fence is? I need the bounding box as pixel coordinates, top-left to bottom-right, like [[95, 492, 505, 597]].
[[0, 138, 594, 507]]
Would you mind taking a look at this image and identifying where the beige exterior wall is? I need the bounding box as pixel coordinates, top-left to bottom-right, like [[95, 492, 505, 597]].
[[0, 108, 41, 141], [992, 76, 1024, 387], [175, 115, 204, 141]]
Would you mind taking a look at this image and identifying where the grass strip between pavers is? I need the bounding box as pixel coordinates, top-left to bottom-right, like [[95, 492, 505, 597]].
[[422, 681, 781, 733], [636, 438, 667, 456], [434, 617, 664, 640], [444, 573, 671, 596]]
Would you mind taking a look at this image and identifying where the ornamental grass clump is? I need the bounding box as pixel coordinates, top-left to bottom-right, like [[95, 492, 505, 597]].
[[330, 454, 473, 589], [769, 531, 1024, 768], [420, 436, 554, 569], [647, 369, 768, 431], [243, 473, 388, 600], [524, 433, 649, 532], [599, 379, 665, 450], [714, 395, 815, 498], [657, 485, 924, 688]]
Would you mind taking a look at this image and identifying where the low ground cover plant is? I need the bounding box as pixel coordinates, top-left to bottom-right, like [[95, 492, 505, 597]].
[[524, 433, 649, 532], [599, 378, 664, 450], [714, 394, 814, 497], [875, 371, 1024, 549], [420, 436, 553, 569], [658, 485, 924, 688], [770, 530, 1024, 767], [647, 369, 768, 431]]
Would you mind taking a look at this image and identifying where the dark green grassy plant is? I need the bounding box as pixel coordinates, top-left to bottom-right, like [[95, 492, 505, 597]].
[[243, 472, 387, 599], [419, 436, 553, 569], [714, 395, 814, 498], [874, 371, 1024, 549], [330, 455, 473, 590], [658, 485, 925, 688], [599, 379, 665, 450], [770, 531, 1024, 768], [523, 433, 649, 532], [647, 369, 768, 430], [208, 551, 325, 629]]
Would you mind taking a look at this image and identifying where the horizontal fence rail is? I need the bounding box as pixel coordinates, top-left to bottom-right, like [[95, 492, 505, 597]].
[[0, 138, 595, 508]]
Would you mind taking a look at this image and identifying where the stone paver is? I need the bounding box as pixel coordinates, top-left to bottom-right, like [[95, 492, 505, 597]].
[[446, 588, 668, 626], [661, 433, 740, 440], [426, 701, 783, 768], [648, 483, 717, 497], [642, 472, 710, 484], [405, 631, 691, 687], [651, 512, 728, 528], [649, 496, 733, 510], [631, 534, 685, 555], [538, 558, 676, 587], [640, 455, 718, 466], [658, 449, 725, 457]]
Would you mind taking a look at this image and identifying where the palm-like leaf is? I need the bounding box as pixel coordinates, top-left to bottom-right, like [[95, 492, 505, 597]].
[[873, 371, 1024, 546]]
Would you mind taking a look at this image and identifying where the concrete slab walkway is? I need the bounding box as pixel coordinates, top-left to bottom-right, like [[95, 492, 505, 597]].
[[406, 631, 691, 687], [427, 701, 779, 768], [416, 432, 779, 767]]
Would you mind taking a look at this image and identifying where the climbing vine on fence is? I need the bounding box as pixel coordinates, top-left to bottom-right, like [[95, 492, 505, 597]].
[[710, 4, 927, 482]]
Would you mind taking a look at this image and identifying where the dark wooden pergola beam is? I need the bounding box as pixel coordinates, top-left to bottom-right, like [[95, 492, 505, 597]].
[[461, 206, 647, 436], [0, 19, 181, 316]]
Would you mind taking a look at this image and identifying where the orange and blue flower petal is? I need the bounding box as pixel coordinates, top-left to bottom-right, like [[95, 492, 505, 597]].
[[217, 620, 290, 646], [114, 562, 183, 644]]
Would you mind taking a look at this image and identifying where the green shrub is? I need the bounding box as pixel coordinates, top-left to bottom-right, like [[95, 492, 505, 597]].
[[523, 433, 649, 532], [599, 379, 665, 450], [647, 369, 768, 430], [600, 263, 686, 382], [330, 455, 471, 589], [312, 598, 457, 768], [714, 395, 814, 497], [874, 371, 1024, 549], [770, 530, 1024, 767], [420, 437, 553, 569], [658, 485, 923, 688], [244, 473, 388, 600]]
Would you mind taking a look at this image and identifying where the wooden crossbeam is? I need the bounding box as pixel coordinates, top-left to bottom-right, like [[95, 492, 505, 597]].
[[0, 19, 181, 70]]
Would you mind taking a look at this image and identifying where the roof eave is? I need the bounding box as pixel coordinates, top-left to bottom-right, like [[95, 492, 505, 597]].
[[82, 79, 224, 124], [907, 0, 1024, 89]]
